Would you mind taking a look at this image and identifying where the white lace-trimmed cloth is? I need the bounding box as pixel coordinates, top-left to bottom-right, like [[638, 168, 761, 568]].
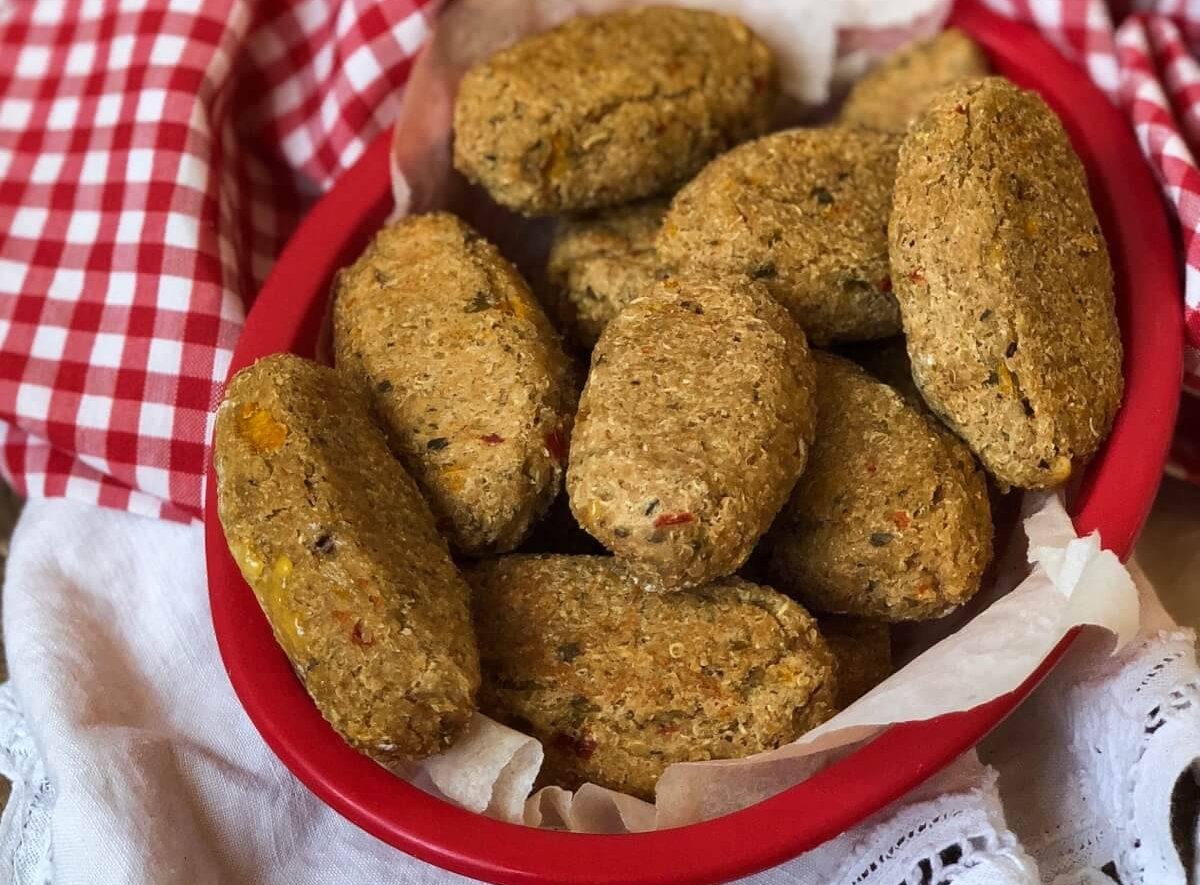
[[984, 626, 1200, 885], [0, 498, 1195, 884]]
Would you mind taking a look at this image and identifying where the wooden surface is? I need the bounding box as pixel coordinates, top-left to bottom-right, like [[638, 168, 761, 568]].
[[1137, 476, 1200, 626]]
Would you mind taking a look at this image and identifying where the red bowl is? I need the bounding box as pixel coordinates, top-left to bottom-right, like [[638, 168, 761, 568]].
[[204, 3, 1184, 883]]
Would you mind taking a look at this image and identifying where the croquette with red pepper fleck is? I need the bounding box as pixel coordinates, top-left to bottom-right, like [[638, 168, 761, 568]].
[[767, 353, 992, 621], [468, 555, 835, 800], [889, 77, 1123, 489], [567, 274, 817, 591], [333, 212, 578, 556]]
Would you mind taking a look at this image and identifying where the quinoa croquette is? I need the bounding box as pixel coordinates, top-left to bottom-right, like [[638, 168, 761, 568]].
[[546, 198, 669, 350], [453, 7, 777, 215], [333, 213, 577, 556], [840, 29, 989, 132], [214, 354, 480, 763], [468, 555, 835, 799], [817, 615, 893, 708], [889, 77, 1123, 489], [768, 353, 993, 621], [658, 127, 901, 345], [568, 274, 817, 591]]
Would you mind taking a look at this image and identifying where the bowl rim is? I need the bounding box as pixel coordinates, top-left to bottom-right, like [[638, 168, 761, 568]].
[[204, 2, 1184, 883]]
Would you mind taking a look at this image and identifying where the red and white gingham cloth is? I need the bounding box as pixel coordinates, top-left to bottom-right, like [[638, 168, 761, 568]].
[[0, 0, 439, 522], [0, 0, 1197, 524]]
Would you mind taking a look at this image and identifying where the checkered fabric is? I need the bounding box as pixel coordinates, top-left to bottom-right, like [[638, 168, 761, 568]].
[[0, 0, 438, 521], [0, 0, 1195, 523]]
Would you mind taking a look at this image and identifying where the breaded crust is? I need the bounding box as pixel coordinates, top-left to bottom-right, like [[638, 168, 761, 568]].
[[333, 212, 577, 556], [817, 615, 892, 708], [840, 29, 989, 132], [546, 198, 668, 349], [469, 555, 835, 800], [889, 77, 1123, 489], [658, 127, 901, 345], [567, 275, 817, 590], [768, 353, 993, 621], [214, 354, 480, 763], [453, 7, 776, 215]]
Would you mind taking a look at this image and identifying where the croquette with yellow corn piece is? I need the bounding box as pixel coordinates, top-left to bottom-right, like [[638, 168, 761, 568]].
[[214, 353, 480, 763]]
